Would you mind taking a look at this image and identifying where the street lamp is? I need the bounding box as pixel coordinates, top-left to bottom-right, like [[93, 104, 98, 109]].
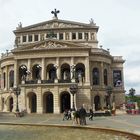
[[13, 86, 21, 112], [69, 84, 78, 111]]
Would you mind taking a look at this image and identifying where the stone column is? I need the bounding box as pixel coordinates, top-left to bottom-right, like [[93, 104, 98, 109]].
[[63, 32, 66, 40], [85, 57, 90, 85], [56, 57, 60, 79], [1, 68, 4, 89], [37, 87, 43, 114], [57, 33, 59, 40], [27, 59, 31, 80], [20, 36, 23, 44], [88, 32, 91, 40], [41, 58, 45, 80], [121, 68, 124, 89], [69, 32, 72, 40], [70, 57, 75, 82], [100, 62, 104, 87], [82, 32, 84, 40], [14, 59, 18, 87], [53, 87, 60, 114], [76, 32, 78, 40], [5, 66, 8, 90]]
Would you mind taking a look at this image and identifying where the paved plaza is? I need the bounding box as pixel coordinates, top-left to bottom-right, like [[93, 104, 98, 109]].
[[0, 110, 140, 137]]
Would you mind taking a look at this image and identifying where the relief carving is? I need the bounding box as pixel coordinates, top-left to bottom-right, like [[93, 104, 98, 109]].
[[29, 22, 83, 30], [33, 41, 67, 49]]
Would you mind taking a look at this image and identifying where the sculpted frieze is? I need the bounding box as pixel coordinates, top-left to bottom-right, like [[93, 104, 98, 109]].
[[29, 22, 83, 30], [33, 41, 67, 49]]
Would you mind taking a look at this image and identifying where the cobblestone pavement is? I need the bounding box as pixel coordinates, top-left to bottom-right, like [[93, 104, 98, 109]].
[[0, 111, 140, 136]]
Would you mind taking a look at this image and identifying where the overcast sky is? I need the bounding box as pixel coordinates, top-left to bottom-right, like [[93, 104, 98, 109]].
[[0, 0, 140, 94]]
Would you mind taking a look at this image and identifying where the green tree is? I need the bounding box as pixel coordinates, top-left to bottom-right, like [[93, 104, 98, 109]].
[[129, 88, 136, 102]]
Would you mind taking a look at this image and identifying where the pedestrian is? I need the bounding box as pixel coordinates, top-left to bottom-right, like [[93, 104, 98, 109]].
[[63, 109, 68, 121], [79, 106, 87, 125], [75, 109, 80, 124], [89, 109, 94, 120]]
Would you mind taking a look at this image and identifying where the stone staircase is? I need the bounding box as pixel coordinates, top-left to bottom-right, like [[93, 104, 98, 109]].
[[0, 112, 15, 117]]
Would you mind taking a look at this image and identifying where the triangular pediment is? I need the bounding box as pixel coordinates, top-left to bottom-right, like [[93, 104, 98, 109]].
[[12, 39, 90, 52], [14, 19, 98, 32]]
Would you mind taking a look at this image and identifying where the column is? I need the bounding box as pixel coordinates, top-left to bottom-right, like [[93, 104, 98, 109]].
[[14, 59, 18, 87], [82, 32, 85, 40], [63, 32, 66, 40], [88, 32, 91, 40], [69, 32, 72, 40], [120, 68, 124, 89], [32, 34, 35, 42], [1, 68, 4, 89], [27, 59, 31, 80], [70, 57, 75, 82], [85, 57, 90, 85], [20, 36, 23, 44], [76, 32, 78, 40], [57, 33, 59, 40], [4, 66, 8, 90], [56, 57, 60, 79], [37, 87, 43, 114], [41, 58, 45, 80], [101, 62, 104, 87]]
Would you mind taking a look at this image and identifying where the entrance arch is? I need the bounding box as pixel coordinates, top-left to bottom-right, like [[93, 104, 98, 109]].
[[60, 92, 70, 113], [43, 92, 53, 113], [94, 95, 100, 111], [28, 92, 37, 113]]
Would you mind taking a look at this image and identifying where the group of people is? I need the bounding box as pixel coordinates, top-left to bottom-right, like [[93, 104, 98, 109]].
[[63, 106, 94, 125]]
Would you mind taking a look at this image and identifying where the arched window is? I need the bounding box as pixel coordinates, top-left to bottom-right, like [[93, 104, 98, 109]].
[[104, 69, 108, 86], [9, 70, 14, 87], [19, 65, 27, 82], [75, 63, 85, 83], [92, 68, 99, 85]]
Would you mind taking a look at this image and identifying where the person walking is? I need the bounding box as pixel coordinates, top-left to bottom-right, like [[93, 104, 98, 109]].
[[89, 109, 94, 120], [79, 106, 87, 125]]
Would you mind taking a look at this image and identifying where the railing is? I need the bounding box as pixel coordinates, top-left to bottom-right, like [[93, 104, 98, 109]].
[[24, 79, 72, 84]]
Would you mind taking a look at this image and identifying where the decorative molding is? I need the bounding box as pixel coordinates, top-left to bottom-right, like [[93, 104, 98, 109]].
[[29, 22, 83, 30], [33, 41, 67, 49]]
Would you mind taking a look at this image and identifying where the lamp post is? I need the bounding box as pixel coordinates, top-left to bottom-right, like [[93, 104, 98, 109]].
[[69, 84, 78, 111], [13, 86, 21, 112]]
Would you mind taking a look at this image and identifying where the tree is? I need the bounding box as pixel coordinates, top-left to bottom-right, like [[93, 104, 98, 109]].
[[129, 88, 136, 101]]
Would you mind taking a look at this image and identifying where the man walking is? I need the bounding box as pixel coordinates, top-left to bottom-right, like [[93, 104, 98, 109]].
[[79, 106, 87, 125]]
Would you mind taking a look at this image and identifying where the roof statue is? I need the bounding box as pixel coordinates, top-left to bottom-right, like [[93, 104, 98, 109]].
[[16, 22, 22, 30], [51, 9, 60, 19], [89, 18, 96, 25]]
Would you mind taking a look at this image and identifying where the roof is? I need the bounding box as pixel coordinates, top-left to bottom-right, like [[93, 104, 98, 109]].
[[14, 18, 99, 33]]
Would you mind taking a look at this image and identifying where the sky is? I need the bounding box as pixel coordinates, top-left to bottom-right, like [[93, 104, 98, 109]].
[[0, 0, 140, 94]]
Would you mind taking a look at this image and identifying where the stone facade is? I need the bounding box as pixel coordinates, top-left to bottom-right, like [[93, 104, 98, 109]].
[[0, 15, 125, 114]]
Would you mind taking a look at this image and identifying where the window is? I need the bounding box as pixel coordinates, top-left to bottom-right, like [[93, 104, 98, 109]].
[[59, 33, 63, 40], [84, 33, 88, 40], [22, 35, 27, 42], [28, 35, 32, 42], [78, 33, 82, 39], [104, 69, 108, 86], [92, 68, 99, 85], [34, 35, 38, 41], [46, 32, 57, 39], [72, 33, 76, 40], [113, 70, 122, 87], [9, 70, 14, 87]]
